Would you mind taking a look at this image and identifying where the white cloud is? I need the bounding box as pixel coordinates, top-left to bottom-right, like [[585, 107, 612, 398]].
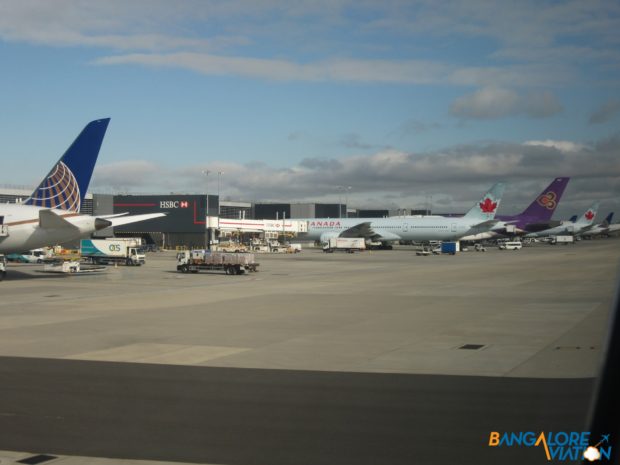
[[450, 87, 563, 119], [0, 0, 609, 86], [90, 160, 163, 191], [89, 135, 620, 214], [523, 140, 588, 152], [450, 87, 519, 119], [94, 52, 456, 84]]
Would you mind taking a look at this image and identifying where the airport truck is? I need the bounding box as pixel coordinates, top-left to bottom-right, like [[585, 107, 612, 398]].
[[498, 241, 523, 250], [322, 237, 366, 253], [176, 250, 259, 275], [80, 238, 145, 266], [550, 235, 574, 245], [0, 254, 6, 281]]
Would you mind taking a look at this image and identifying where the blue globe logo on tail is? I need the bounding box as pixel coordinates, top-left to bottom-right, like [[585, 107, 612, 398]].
[[24, 118, 110, 213], [27, 161, 82, 211]]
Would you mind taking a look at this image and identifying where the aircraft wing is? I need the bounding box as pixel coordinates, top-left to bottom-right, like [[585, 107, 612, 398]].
[[338, 222, 401, 241], [103, 212, 166, 227], [368, 230, 401, 241], [523, 221, 563, 233], [462, 219, 500, 236], [340, 222, 374, 238], [97, 212, 130, 219]]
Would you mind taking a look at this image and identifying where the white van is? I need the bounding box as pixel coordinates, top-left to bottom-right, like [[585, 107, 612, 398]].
[[499, 241, 522, 250]]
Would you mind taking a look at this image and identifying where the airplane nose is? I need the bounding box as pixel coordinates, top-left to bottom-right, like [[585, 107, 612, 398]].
[[94, 218, 112, 230]]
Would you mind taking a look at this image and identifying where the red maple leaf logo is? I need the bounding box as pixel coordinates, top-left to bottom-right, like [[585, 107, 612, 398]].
[[585, 210, 594, 221], [479, 197, 498, 213]]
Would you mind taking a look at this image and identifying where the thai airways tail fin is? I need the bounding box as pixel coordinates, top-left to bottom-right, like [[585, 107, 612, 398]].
[[24, 118, 110, 213], [463, 183, 505, 221], [576, 202, 600, 225], [519, 177, 570, 220]]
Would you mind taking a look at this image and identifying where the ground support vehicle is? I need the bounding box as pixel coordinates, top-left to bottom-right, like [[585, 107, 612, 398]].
[[212, 242, 248, 253], [80, 239, 145, 266], [550, 235, 574, 245], [499, 241, 523, 250], [323, 238, 366, 253], [176, 250, 259, 275], [43, 260, 81, 273], [441, 242, 459, 255], [0, 254, 6, 281]]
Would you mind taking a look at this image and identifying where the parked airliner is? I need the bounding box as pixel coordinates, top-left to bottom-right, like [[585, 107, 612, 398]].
[[302, 183, 505, 245], [524, 202, 600, 238], [578, 213, 619, 238], [0, 119, 164, 254], [460, 177, 570, 240]]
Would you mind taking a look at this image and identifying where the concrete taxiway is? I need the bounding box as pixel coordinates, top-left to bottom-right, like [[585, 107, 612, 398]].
[[0, 239, 618, 464]]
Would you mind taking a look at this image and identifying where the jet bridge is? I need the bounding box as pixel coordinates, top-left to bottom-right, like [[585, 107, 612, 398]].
[[209, 217, 308, 235]]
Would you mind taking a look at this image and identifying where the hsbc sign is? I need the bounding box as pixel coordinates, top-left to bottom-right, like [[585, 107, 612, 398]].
[[160, 200, 189, 209], [114, 194, 207, 234]]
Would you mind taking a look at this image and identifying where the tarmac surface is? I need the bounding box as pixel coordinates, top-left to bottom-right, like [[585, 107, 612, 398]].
[[0, 239, 618, 464]]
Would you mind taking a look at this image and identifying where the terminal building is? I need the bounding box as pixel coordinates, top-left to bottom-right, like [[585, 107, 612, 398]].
[[1, 187, 428, 248]]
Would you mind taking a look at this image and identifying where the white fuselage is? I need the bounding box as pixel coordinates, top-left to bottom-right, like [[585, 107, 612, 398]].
[[303, 216, 489, 242], [0, 203, 101, 253], [580, 223, 620, 237], [525, 221, 590, 238]]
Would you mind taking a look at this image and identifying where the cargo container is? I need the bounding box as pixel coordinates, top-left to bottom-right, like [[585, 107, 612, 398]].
[[441, 242, 459, 255]]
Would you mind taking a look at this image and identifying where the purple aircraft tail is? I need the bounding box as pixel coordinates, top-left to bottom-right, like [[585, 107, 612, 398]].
[[519, 177, 570, 220]]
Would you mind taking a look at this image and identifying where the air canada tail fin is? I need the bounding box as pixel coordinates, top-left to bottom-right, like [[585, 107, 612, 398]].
[[24, 118, 110, 212], [463, 183, 505, 221], [576, 202, 600, 225], [520, 177, 570, 219]]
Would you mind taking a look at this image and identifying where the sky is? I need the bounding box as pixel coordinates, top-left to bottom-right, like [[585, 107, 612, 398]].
[[0, 0, 619, 217]]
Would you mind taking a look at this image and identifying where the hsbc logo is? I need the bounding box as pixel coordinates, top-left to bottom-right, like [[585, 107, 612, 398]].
[[160, 200, 189, 209]]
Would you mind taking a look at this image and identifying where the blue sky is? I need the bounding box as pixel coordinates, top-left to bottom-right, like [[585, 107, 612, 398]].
[[0, 0, 619, 216]]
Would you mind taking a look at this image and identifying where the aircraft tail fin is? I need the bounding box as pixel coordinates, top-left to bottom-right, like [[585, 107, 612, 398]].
[[24, 118, 110, 213], [603, 212, 614, 227], [577, 202, 600, 225], [463, 183, 505, 221], [520, 177, 570, 219]]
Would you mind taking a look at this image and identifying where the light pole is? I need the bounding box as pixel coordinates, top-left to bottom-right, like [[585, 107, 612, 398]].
[[337, 185, 352, 218], [202, 169, 210, 249], [217, 171, 223, 215]]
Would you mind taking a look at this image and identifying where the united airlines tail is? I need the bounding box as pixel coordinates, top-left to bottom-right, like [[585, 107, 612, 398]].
[[463, 183, 505, 221], [519, 177, 570, 220], [24, 118, 110, 212]]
